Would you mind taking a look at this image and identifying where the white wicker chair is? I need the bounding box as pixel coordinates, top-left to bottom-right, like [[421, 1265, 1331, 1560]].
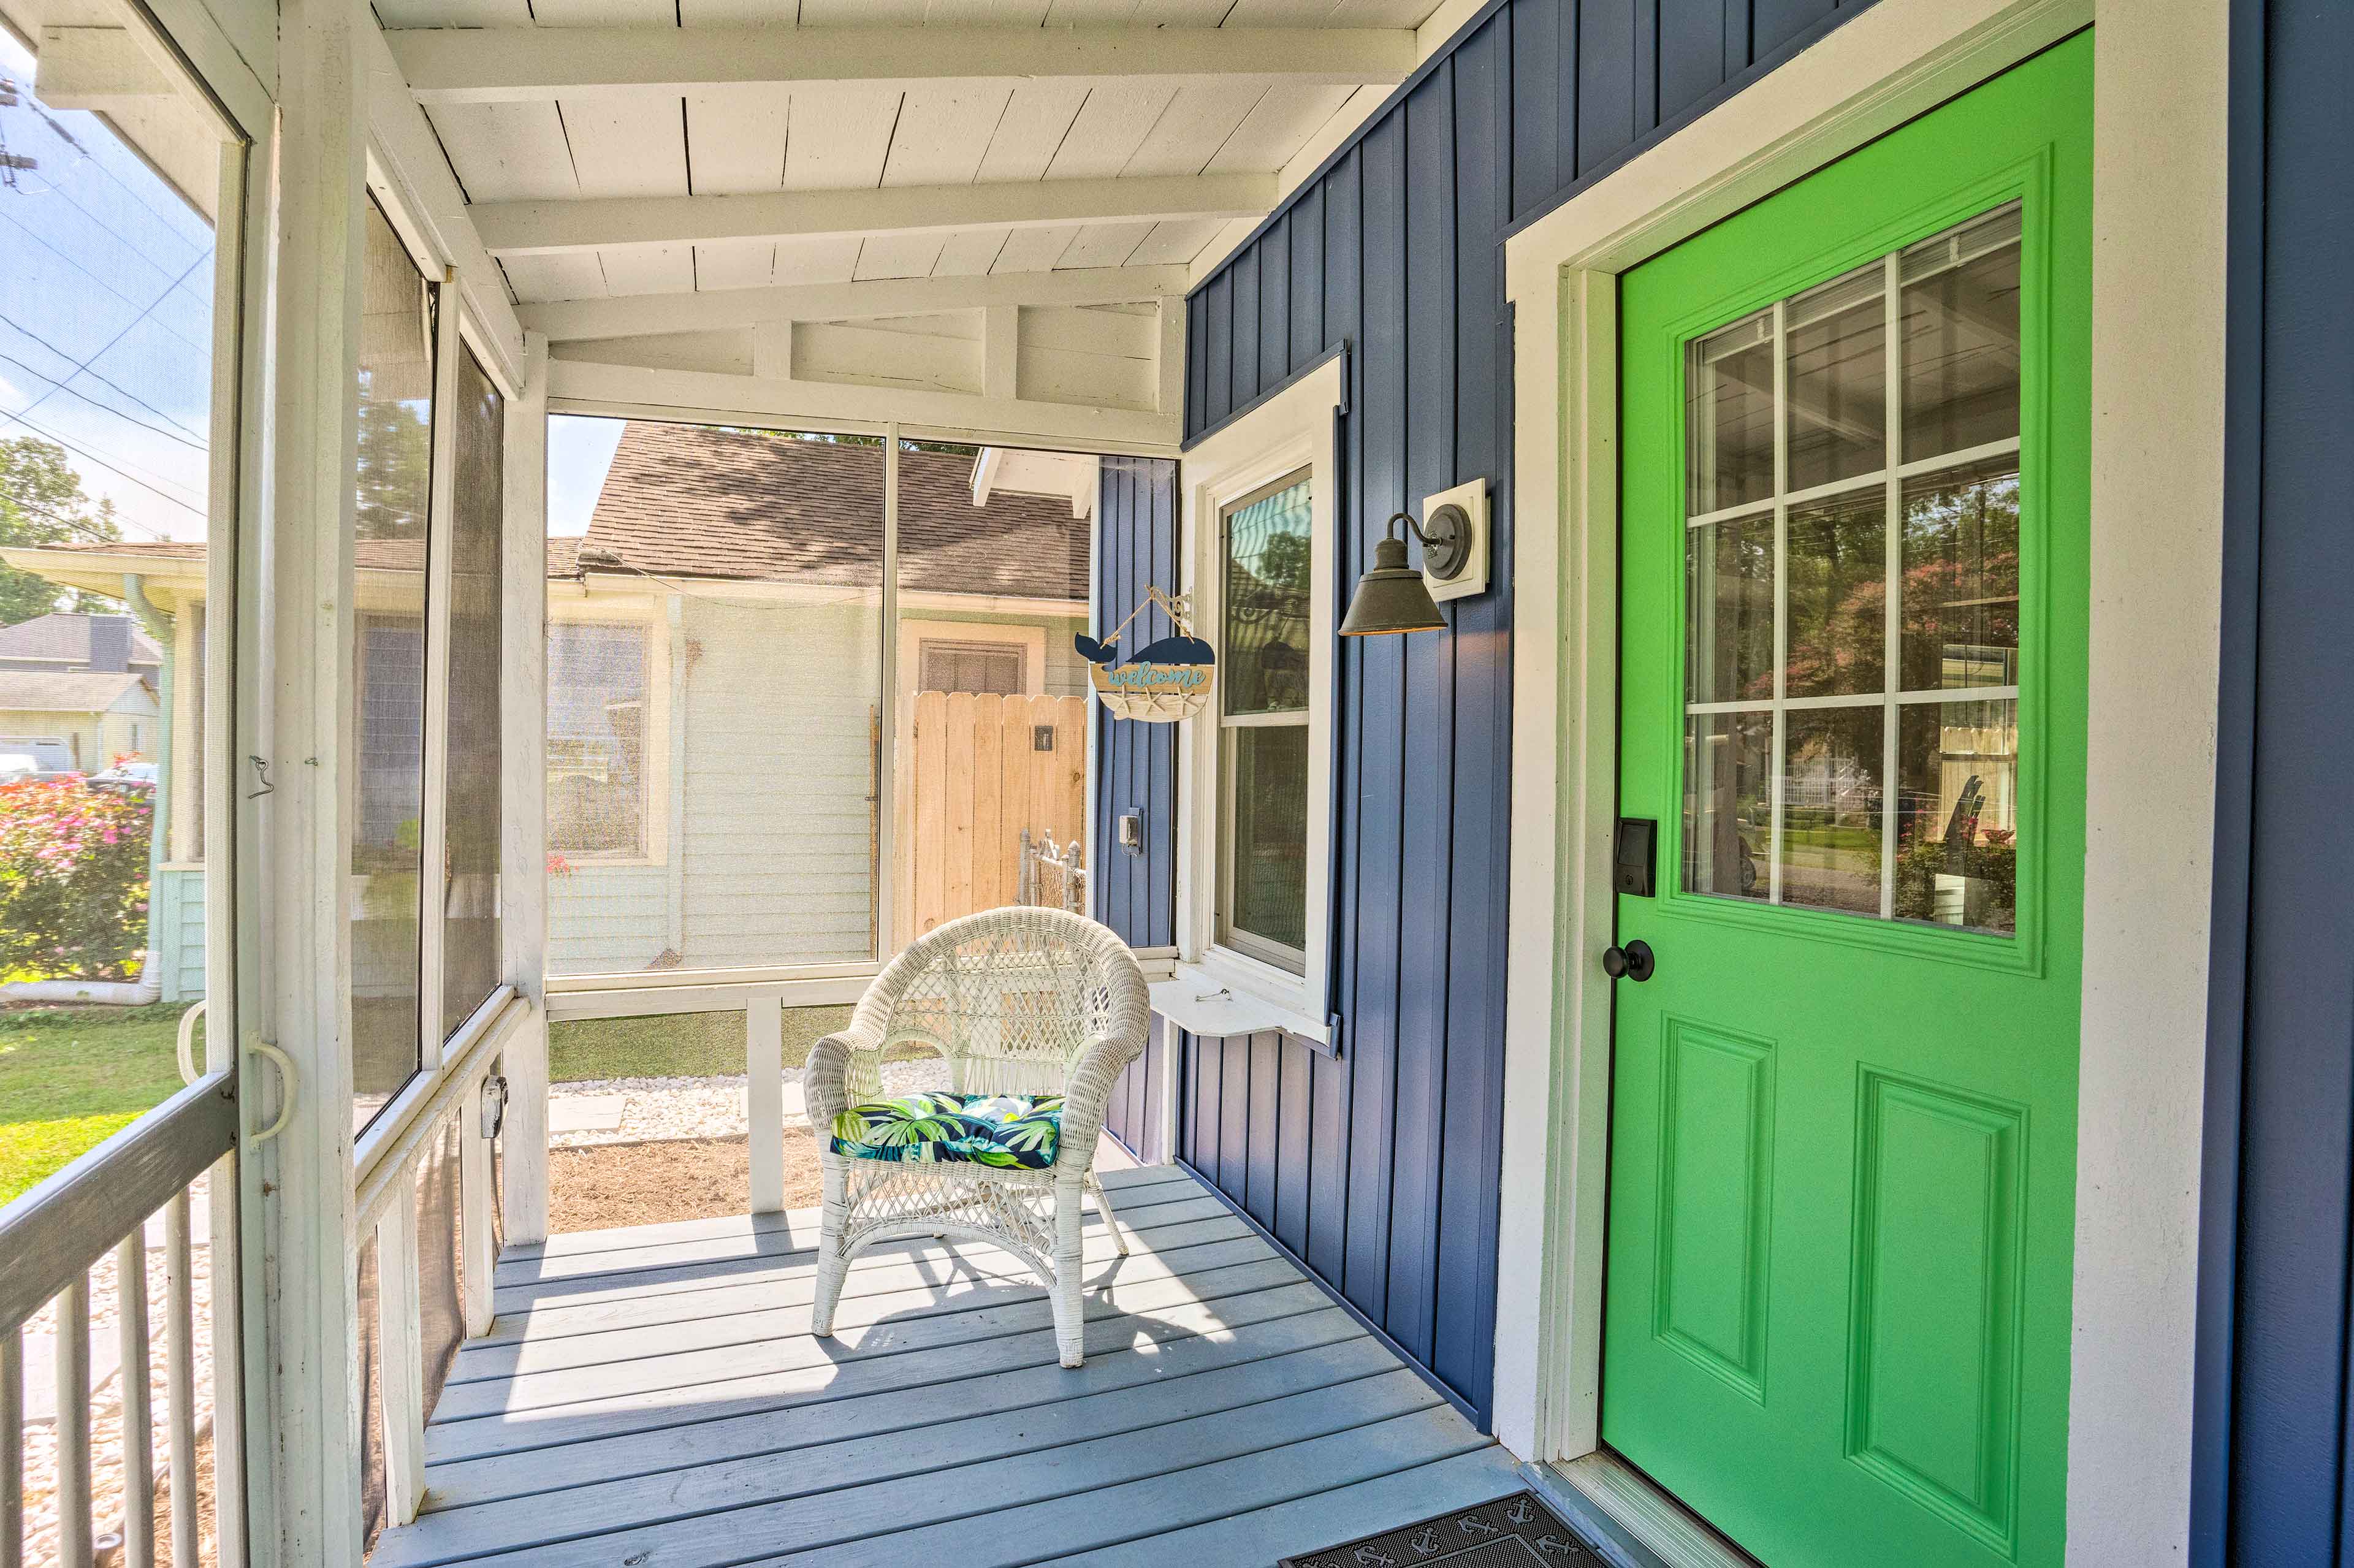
[[802, 906, 1151, 1368]]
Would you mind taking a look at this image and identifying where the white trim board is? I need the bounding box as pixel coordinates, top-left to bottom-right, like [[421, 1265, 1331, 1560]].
[[1491, 2, 2222, 1566], [1171, 357, 1344, 1052]]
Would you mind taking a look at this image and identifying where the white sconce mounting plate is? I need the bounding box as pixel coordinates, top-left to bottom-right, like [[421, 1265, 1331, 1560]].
[[1420, 478, 1489, 603]]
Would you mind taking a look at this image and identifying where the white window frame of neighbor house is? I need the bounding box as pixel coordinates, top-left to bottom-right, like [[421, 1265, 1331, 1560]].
[[1489, 2, 2224, 1567], [542, 598, 672, 869], [1168, 356, 1342, 1049]]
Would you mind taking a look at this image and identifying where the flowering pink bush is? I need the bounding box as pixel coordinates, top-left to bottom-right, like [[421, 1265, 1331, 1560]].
[[0, 777, 153, 979]]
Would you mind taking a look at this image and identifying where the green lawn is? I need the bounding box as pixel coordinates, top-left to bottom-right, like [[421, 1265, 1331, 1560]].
[[550, 1005, 932, 1082], [0, 1003, 199, 1206], [0, 999, 917, 1209]]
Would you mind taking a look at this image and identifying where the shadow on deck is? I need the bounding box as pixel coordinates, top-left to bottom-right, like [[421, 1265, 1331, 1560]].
[[368, 1163, 1517, 1566]]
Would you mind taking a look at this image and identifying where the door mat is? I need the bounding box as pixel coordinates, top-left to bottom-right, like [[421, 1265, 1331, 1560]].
[[1279, 1490, 1607, 1568]]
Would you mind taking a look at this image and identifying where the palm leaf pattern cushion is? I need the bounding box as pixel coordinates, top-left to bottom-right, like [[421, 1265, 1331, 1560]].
[[829, 1091, 1065, 1170]]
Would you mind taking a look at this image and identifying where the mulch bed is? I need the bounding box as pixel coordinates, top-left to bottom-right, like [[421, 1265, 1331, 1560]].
[[547, 1132, 827, 1233]]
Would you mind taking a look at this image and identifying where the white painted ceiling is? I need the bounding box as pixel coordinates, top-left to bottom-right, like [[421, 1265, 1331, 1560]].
[[390, 0, 1453, 308]]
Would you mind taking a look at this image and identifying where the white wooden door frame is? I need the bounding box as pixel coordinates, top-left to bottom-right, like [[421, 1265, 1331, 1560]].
[[1491, 1, 2226, 1564]]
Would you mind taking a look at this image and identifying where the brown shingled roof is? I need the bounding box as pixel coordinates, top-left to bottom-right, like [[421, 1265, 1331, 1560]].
[[577, 423, 1087, 602]]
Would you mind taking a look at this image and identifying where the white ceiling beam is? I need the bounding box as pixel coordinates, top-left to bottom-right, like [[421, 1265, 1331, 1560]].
[[389, 25, 1415, 105], [473, 173, 1275, 258], [517, 264, 1189, 342], [546, 357, 1179, 455]]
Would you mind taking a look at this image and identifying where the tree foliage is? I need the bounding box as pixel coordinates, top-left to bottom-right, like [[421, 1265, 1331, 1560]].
[[0, 436, 124, 623]]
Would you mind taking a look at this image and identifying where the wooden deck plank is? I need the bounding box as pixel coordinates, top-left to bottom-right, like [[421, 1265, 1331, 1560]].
[[415, 1371, 1442, 1566], [376, 1337, 1402, 1566], [753, 1404, 1493, 1566], [1045, 1448, 1530, 1566], [438, 1257, 1308, 1420], [477, 1216, 1260, 1347], [424, 1304, 1371, 1512], [377, 1165, 1512, 1568], [425, 1281, 1339, 1464], [486, 1209, 1259, 1317], [453, 1235, 1283, 1383]]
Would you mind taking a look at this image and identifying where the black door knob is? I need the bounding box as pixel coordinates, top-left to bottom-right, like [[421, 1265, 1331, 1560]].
[[1601, 939, 1656, 982]]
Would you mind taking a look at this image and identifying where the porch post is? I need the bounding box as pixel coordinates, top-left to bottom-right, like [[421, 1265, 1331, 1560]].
[[249, 0, 368, 1553], [501, 333, 552, 1246]]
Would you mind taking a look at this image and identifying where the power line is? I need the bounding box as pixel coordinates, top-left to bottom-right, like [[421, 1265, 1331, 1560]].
[[0, 307, 208, 444], [13, 250, 210, 433], [0, 410, 197, 526], [0, 349, 204, 452], [0, 205, 208, 363]]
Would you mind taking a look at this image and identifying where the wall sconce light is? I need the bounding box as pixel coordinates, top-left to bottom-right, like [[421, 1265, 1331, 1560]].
[[1339, 481, 1489, 637]]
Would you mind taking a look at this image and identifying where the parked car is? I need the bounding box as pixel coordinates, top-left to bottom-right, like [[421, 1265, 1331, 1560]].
[[89, 761, 158, 792]]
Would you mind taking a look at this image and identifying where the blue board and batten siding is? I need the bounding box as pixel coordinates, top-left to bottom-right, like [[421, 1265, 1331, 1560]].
[[1158, 0, 1879, 1426], [2194, 2, 2354, 1563], [1094, 456, 1179, 1164]]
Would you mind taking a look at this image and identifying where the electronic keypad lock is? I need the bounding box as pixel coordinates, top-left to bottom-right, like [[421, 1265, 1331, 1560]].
[[1614, 817, 1657, 898]]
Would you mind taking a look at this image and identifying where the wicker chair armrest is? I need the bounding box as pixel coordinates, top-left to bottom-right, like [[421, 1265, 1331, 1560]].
[[1052, 1030, 1146, 1172], [803, 1026, 882, 1136]]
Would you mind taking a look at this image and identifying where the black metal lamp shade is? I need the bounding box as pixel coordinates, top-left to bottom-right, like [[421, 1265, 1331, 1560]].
[[1338, 509, 1457, 636]]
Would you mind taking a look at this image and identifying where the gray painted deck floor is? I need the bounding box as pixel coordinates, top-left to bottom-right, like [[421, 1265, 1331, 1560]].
[[370, 1163, 1520, 1567]]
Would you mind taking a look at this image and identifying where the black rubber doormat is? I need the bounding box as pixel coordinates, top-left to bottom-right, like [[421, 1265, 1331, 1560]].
[[1279, 1490, 1608, 1567]]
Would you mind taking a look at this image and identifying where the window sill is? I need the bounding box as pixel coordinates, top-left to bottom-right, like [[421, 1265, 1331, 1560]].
[[1151, 956, 1335, 1053]]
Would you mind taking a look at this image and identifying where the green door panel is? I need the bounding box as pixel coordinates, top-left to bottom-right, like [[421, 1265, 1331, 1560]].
[[1602, 36, 2090, 1568]]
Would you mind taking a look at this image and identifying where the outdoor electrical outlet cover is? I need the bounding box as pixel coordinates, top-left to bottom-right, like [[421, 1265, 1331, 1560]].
[[1420, 477, 1490, 602]]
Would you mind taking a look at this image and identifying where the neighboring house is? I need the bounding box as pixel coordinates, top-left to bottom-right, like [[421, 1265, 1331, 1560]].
[[0, 668, 158, 772], [545, 422, 1094, 976], [1, 428, 1094, 992], [0, 612, 166, 769], [0, 612, 164, 683]]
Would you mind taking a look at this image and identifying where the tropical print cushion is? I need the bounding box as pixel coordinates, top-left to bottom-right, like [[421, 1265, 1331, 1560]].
[[829, 1091, 1064, 1170]]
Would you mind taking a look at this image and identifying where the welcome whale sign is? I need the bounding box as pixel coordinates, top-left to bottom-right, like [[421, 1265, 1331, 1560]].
[[1076, 584, 1214, 722]]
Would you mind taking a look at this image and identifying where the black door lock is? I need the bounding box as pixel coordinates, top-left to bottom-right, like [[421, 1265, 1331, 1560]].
[[1614, 817, 1657, 897], [1602, 939, 1656, 982]]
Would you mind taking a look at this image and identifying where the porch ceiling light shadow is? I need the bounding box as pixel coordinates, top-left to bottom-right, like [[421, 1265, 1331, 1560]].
[[1338, 509, 1465, 637]]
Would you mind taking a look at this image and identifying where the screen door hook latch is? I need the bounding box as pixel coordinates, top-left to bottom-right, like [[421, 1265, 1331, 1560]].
[[1602, 940, 1656, 983]]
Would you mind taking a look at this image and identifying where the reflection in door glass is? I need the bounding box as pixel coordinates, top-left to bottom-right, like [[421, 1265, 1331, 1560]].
[[1779, 709, 1883, 915], [1900, 205, 2022, 461], [1682, 712, 1771, 904], [1678, 203, 2022, 935], [1785, 266, 1886, 492], [1895, 700, 2017, 932], [1685, 512, 1775, 705], [1783, 490, 1886, 699], [1686, 318, 1775, 515], [1901, 460, 2020, 690]]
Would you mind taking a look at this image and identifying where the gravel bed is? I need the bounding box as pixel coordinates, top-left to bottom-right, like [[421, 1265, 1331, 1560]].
[[549, 1058, 952, 1147]]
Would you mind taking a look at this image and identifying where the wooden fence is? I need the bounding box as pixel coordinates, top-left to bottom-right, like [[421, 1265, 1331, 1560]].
[[894, 691, 1087, 948]]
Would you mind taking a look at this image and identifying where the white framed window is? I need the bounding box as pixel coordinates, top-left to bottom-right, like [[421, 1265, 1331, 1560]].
[[545, 612, 667, 864], [1170, 357, 1343, 1048], [1217, 470, 1313, 973]]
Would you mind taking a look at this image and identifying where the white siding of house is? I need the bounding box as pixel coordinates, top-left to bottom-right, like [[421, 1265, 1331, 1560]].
[[548, 862, 670, 975], [680, 596, 882, 969]]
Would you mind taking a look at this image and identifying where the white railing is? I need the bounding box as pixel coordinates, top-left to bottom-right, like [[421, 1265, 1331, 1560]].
[[1019, 831, 1089, 917], [0, 1061, 246, 1566], [350, 988, 529, 1529]]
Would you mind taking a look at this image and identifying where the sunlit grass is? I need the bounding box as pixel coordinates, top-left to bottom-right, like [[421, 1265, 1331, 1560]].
[[0, 1003, 194, 1205]]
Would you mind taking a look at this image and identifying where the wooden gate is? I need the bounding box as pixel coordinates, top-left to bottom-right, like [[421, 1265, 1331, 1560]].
[[894, 691, 1087, 947]]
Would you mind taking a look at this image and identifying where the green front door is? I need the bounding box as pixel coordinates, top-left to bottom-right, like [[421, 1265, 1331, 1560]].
[[1601, 37, 2091, 1568]]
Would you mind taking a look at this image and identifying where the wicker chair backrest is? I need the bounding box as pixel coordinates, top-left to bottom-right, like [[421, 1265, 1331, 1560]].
[[855, 907, 1146, 1100]]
